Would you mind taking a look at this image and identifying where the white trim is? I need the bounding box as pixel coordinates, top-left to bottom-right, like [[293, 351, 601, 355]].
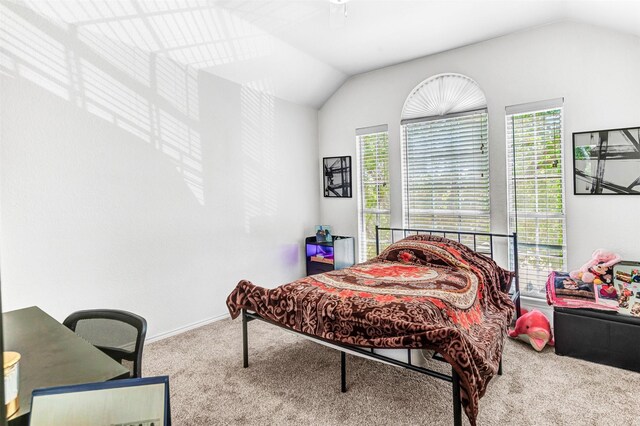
[[505, 104, 567, 297], [356, 127, 390, 262], [401, 108, 487, 125], [145, 312, 230, 343], [521, 295, 551, 309], [356, 124, 388, 136], [505, 97, 564, 115]]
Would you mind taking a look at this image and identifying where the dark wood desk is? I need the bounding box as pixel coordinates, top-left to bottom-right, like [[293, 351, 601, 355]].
[[3, 306, 130, 424]]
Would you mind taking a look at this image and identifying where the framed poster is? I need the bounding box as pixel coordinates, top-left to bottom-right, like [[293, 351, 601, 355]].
[[323, 156, 352, 198], [573, 126, 640, 195]]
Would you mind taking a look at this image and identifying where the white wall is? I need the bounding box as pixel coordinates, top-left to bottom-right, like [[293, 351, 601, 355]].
[[0, 4, 319, 338], [319, 22, 640, 273]]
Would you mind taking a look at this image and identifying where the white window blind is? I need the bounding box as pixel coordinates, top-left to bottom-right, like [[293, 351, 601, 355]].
[[402, 111, 490, 233], [506, 101, 566, 298], [356, 126, 390, 262]]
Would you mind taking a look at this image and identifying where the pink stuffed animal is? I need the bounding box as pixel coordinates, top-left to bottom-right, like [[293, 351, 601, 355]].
[[570, 249, 621, 285], [508, 310, 554, 351]]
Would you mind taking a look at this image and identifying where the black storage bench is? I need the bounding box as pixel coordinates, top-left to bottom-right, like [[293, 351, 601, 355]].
[[554, 307, 640, 372]]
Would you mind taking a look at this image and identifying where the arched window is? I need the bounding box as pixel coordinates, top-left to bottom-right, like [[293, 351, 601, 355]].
[[401, 73, 490, 233]]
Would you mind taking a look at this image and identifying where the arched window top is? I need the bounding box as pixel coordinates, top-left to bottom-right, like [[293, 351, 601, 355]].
[[401, 73, 486, 121]]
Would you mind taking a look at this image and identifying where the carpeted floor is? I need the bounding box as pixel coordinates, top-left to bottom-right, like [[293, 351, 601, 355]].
[[145, 318, 640, 425]]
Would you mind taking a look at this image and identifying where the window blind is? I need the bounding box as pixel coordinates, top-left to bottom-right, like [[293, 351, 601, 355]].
[[402, 111, 490, 233], [506, 103, 566, 298], [356, 126, 390, 262]]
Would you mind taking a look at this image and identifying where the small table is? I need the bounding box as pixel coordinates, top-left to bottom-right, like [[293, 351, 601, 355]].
[[3, 306, 130, 424]]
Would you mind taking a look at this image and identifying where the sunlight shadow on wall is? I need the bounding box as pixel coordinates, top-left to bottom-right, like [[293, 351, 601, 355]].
[[1, 2, 204, 203], [2, 0, 298, 205], [241, 81, 277, 233], [0, 6, 70, 99], [78, 23, 153, 87], [24, 0, 275, 69], [143, 4, 274, 68]]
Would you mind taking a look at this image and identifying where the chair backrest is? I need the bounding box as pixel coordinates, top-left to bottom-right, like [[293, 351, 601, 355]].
[[63, 309, 147, 378], [30, 376, 170, 426]]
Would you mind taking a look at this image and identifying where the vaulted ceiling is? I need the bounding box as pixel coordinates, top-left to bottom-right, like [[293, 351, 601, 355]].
[[12, 0, 640, 108]]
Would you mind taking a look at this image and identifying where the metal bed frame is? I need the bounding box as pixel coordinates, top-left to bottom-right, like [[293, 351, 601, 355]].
[[241, 226, 521, 426]]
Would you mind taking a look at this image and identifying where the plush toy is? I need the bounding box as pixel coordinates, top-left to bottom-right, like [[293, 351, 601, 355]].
[[570, 249, 621, 285], [508, 310, 554, 352]]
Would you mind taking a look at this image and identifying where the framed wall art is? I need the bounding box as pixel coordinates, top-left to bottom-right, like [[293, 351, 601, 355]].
[[323, 156, 352, 198], [573, 126, 640, 195]]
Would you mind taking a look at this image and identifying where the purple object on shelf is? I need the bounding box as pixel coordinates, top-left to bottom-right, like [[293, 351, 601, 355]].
[[306, 243, 334, 259]]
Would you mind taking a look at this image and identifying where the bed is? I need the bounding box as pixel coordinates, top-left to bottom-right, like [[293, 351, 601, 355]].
[[226, 227, 521, 426]]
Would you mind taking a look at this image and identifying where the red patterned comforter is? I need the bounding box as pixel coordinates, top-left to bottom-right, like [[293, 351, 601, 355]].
[[227, 235, 514, 425]]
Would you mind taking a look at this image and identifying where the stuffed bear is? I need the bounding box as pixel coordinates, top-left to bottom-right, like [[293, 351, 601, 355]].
[[508, 310, 554, 352], [570, 249, 621, 285]]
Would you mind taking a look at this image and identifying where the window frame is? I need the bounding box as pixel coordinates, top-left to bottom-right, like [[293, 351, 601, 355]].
[[506, 100, 567, 299], [355, 125, 390, 262], [401, 109, 491, 233]]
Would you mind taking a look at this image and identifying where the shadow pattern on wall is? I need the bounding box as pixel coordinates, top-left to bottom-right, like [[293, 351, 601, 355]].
[[1, 1, 298, 205]]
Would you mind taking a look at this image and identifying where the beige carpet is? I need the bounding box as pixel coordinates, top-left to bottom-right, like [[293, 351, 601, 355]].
[[145, 318, 640, 425]]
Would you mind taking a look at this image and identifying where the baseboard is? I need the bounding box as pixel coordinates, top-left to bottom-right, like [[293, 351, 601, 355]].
[[146, 312, 230, 343]]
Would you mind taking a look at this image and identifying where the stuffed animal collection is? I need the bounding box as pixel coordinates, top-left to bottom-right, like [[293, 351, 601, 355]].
[[570, 249, 621, 285]]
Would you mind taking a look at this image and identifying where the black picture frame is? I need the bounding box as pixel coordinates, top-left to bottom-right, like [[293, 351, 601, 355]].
[[573, 126, 640, 195], [323, 156, 352, 198]]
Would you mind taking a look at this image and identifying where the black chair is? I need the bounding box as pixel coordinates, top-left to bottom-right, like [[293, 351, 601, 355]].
[[63, 309, 147, 378]]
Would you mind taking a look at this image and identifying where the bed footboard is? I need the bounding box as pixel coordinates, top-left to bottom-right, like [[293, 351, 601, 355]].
[[241, 308, 463, 426]]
